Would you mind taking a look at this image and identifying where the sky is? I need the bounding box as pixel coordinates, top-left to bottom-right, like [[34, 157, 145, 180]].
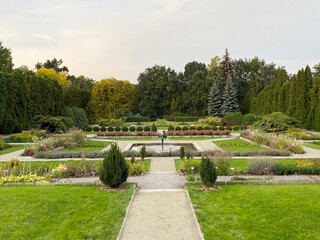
[[1, 0, 320, 83]]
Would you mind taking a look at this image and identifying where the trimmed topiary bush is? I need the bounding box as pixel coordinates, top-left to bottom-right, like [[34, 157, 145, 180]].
[[197, 126, 203, 131], [86, 126, 92, 132], [136, 126, 143, 131], [190, 126, 196, 130], [175, 126, 182, 131], [99, 142, 129, 188], [218, 126, 225, 131], [182, 126, 189, 131], [108, 126, 114, 132], [204, 126, 211, 130], [168, 124, 174, 131], [242, 114, 257, 125], [212, 126, 218, 130], [129, 126, 136, 132], [200, 157, 217, 187], [151, 124, 157, 132], [221, 112, 244, 126], [100, 126, 106, 132], [180, 146, 185, 160], [144, 126, 150, 132], [126, 117, 150, 122], [115, 126, 121, 132], [93, 126, 100, 132], [122, 126, 128, 132], [140, 145, 146, 162]]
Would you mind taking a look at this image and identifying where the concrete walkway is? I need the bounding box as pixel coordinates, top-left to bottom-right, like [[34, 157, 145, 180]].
[[119, 157, 203, 240]]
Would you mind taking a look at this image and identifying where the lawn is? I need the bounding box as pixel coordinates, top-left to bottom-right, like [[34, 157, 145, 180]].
[[188, 184, 320, 240], [0, 185, 134, 240], [0, 144, 25, 156], [57, 140, 110, 153], [303, 141, 320, 150], [174, 158, 310, 172], [213, 139, 264, 152]]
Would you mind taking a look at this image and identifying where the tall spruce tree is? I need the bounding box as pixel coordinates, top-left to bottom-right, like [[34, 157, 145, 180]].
[[286, 75, 297, 117], [306, 74, 320, 129], [221, 76, 239, 116]]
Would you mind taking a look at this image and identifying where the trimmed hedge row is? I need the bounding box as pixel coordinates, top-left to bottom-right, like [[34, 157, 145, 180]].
[[125, 117, 150, 122], [174, 116, 205, 122]]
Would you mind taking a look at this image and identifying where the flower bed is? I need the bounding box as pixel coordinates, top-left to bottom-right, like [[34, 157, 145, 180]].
[[166, 130, 230, 136], [241, 129, 304, 154], [97, 131, 161, 137]]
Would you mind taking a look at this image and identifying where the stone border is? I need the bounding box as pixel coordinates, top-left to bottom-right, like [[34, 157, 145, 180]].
[[117, 188, 137, 240], [185, 189, 205, 240], [123, 142, 203, 152]]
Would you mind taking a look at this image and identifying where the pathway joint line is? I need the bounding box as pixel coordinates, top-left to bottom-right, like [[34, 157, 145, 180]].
[[185, 189, 205, 240], [117, 188, 137, 240], [139, 189, 185, 192]]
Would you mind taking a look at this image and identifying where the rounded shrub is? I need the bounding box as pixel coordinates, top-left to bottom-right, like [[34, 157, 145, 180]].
[[144, 126, 150, 132], [175, 126, 182, 131], [221, 112, 244, 126], [182, 126, 189, 131], [136, 126, 143, 132], [200, 157, 217, 187], [115, 126, 121, 132], [233, 126, 239, 131], [212, 126, 218, 130], [99, 142, 129, 188], [151, 124, 157, 132], [86, 126, 92, 132], [242, 114, 257, 125], [79, 126, 86, 131], [226, 126, 232, 131], [197, 126, 203, 131], [218, 126, 225, 131], [190, 126, 196, 130], [204, 126, 210, 130], [108, 126, 114, 132], [168, 124, 174, 131], [122, 126, 128, 132], [100, 126, 107, 132], [129, 126, 136, 132], [93, 126, 100, 132]]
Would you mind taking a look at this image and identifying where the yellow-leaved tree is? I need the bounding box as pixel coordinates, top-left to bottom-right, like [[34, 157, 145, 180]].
[[36, 68, 70, 87]]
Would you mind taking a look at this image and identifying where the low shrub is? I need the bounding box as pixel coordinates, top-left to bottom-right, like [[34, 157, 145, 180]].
[[203, 126, 211, 130], [180, 158, 201, 174], [129, 163, 145, 175], [231, 150, 290, 156], [248, 159, 275, 175], [209, 151, 232, 176], [144, 126, 150, 132], [232, 126, 239, 131], [218, 126, 225, 131], [122, 126, 128, 132], [136, 126, 143, 131], [190, 126, 196, 130], [0, 174, 51, 185], [86, 126, 92, 132], [182, 126, 189, 131], [93, 126, 100, 132], [0, 140, 10, 150], [35, 151, 105, 159], [175, 126, 181, 131], [212, 126, 218, 130], [197, 126, 203, 131], [100, 126, 107, 132], [222, 112, 243, 126], [168, 125, 174, 131], [129, 126, 136, 132], [242, 114, 257, 125], [115, 127, 121, 132], [108, 127, 114, 132], [274, 163, 320, 175], [151, 124, 157, 132], [6, 133, 34, 143]]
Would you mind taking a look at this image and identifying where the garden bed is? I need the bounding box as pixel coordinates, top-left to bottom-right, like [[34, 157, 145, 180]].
[[0, 185, 134, 239], [0, 144, 25, 156], [188, 184, 320, 239]]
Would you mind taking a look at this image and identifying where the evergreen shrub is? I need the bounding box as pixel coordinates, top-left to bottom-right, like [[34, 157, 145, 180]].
[[86, 126, 92, 132], [122, 126, 128, 132], [93, 126, 100, 132], [108, 126, 114, 132], [200, 157, 217, 187], [144, 126, 150, 131], [129, 126, 136, 132]]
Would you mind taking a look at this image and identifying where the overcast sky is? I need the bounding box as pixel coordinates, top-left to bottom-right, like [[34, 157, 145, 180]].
[[1, 0, 319, 83]]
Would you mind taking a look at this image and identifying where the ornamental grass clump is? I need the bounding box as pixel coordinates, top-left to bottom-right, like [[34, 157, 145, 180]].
[[99, 142, 129, 188]]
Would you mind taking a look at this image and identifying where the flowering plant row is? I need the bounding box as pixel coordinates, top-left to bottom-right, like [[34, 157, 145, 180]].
[[166, 130, 230, 136], [97, 131, 161, 137], [295, 159, 320, 168], [241, 129, 304, 154], [24, 129, 87, 156]]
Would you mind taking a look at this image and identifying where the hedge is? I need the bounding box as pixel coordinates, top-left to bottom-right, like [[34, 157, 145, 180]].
[[126, 117, 150, 122], [174, 116, 204, 122]]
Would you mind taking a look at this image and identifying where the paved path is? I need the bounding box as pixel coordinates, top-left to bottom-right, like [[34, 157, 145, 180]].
[[119, 157, 203, 240]]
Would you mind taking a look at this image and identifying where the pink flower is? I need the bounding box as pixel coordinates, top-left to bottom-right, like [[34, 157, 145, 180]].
[[91, 171, 96, 176], [2, 169, 8, 173]]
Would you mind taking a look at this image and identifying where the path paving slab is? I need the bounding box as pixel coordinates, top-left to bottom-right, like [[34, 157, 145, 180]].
[[150, 157, 176, 172], [120, 190, 202, 240]]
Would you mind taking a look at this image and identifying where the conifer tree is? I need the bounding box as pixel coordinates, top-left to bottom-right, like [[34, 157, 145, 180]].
[[278, 83, 288, 113], [294, 69, 308, 123], [306, 75, 320, 129], [286, 76, 297, 117], [208, 81, 224, 116], [221, 76, 239, 116]]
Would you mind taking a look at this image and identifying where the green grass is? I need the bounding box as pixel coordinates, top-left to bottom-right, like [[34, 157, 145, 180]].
[[188, 184, 320, 240], [304, 142, 320, 150], [0, 185, 134, 240], [0, 144, 25, 156], [57, 140, 110, 153], [169, 137, 221, 141], [174, 158, 312, 172], [213, 139, 264, 152]]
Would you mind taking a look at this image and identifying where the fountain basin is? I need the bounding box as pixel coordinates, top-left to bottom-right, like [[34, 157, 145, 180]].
[[127, 143, 202, 153]]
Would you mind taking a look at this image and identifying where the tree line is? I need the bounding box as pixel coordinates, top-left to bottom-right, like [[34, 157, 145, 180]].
[[1, 41, 320, 133]]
